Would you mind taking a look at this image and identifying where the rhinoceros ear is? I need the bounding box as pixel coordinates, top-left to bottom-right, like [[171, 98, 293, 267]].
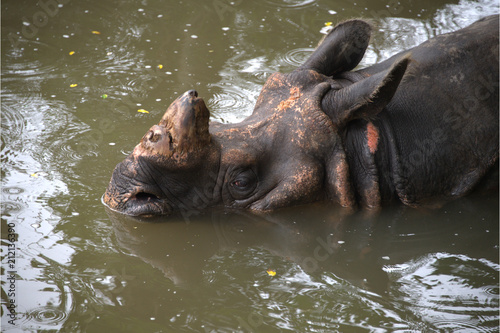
[[299, 19, 372, 76], [322, 56, 410, 127], [139, 90, 211, 159]]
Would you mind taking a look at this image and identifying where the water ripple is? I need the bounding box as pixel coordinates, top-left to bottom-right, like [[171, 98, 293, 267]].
[[482, 285, 499, 296], [2, 186, 25, 195], [25, 306, 68, 326], [2, 39, 61, 80], [2, 60, 59, 80], [388, 252, 499, 330], [207, 84, 257, 123], [1, 103, 25, 150], [49, 139, 83, 167], [433, 320, 493, 332], [263, 0, 316, 8], [276, 47, 314, 68], [1, 201, 25, 215]]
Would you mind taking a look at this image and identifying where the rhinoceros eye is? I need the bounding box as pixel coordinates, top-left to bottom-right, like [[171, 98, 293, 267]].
[[232, 179, 248, 188], [229, 170, 257, 200]]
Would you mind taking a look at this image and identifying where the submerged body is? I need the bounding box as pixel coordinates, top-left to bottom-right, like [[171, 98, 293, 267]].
[[104, 15, 499, 217]]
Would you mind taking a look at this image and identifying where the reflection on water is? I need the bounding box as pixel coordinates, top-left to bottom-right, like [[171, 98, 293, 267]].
[[390, 253, 499, 331], [1, 0, 499, 331], [361, 0, 500, 66], [107, 195, 498, 331]]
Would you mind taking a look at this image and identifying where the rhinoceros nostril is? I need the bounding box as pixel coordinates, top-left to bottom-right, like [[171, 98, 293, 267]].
[[187, 89, 198, 98], [145, 130, 162, 143], [151, 133, 161, 143]]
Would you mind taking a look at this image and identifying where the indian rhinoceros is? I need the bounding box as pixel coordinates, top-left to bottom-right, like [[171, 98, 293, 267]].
[[104, 15, 499, 217]]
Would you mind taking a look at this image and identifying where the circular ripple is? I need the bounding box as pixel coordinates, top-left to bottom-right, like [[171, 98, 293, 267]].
[[2, 186, 25, 195], [277, 48, 314, 68], [2, 39, 60, 80], [433, 320, 491, 332], [209, 91, 248, 112], [26, 306, 68, 326], [57, 143, 82, 164], [207, 85, 256, 122], [50, 140, 82, 167]]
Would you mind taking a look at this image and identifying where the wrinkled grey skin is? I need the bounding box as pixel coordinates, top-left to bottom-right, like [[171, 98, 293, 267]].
[[104, 15, 498, 217]]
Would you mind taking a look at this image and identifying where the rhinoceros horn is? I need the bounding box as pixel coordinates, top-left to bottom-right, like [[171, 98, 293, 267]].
[[137, 90, 211, 163]]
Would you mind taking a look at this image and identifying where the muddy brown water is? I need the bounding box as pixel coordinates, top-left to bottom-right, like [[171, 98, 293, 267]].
[[2, 0, 499, 331]]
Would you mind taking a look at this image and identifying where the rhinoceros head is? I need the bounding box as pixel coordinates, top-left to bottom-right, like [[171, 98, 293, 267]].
[[104, 19, 409, 217]]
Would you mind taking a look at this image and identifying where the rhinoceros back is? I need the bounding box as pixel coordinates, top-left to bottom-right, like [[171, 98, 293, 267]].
[[376, 15, 499, 206]]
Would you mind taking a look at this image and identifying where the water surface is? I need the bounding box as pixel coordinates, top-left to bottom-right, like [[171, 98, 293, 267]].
[[1, 0, 499, 331]]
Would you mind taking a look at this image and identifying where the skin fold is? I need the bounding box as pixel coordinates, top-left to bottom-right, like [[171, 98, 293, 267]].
[[104, 15, 499, 217]]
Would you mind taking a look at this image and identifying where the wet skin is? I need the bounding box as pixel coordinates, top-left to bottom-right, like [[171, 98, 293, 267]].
[[104, 15, 499, 217]]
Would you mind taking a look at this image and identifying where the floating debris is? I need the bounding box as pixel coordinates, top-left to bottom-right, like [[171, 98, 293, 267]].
[[266, 269, 276, 277]]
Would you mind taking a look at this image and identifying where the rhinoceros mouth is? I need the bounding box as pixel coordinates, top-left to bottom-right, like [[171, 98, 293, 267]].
[[122, 190, 172, 217], [133, 191, 161, 202], [102, 186, 171, 217]]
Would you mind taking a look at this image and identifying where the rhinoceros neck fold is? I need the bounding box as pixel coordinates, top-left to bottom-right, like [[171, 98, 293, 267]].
[[343, 117, 400, 207]]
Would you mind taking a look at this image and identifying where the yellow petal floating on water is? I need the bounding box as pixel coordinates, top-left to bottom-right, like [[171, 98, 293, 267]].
[[101, 94, 108, 99], [69, 51, 75, 55], [325, 22, 333, 26], [70, 83, 78, 87], [157, 64, 163, 69], [266, 269, 276, 277], [138, 109, 149, 113], [92, 30, 101, 35]]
